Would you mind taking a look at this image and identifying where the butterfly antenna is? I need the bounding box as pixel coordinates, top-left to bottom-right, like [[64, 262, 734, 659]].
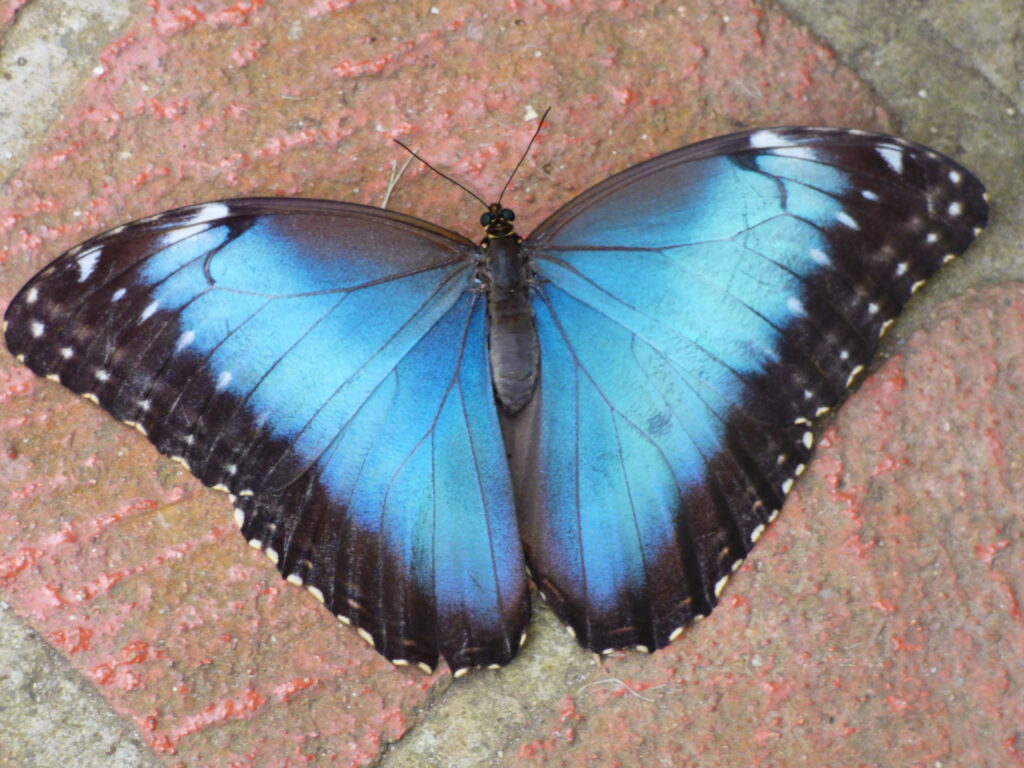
[[393, 139, 490, 210], [498, 107, 550, 205], [381, 153, 415, 210]]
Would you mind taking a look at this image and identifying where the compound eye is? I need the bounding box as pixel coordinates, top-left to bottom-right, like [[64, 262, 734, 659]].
[[480, 212, 492, 226], [501, 208, 515, 221]]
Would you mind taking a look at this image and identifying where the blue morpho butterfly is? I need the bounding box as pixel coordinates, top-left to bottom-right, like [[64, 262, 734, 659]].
[[4, 122, 988, 676]]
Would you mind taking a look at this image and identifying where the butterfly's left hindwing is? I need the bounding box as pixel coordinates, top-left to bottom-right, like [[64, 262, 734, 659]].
[[4, 198, 529, 673], [517, 127, 988, 653]]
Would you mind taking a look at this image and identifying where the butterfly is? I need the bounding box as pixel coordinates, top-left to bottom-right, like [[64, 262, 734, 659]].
[[3, 126, 988, 676]]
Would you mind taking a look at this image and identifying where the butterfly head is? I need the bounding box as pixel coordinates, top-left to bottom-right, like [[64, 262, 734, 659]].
[[481, 203, 517, 239]]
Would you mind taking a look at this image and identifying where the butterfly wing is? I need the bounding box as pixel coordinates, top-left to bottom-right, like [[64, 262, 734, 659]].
[[513, 127, 988, 653], [4, 198, 529, 672]]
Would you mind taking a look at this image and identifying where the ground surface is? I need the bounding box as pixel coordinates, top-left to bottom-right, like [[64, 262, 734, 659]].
[[0, 1, 1021, 766]]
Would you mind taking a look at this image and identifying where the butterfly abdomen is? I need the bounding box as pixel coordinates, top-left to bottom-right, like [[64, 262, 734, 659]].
[[483, 234, 539, 413]]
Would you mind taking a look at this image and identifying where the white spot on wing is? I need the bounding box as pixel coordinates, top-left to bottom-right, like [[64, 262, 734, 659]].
[[356, 628, 375, 647], [60, 347, 74, 359], [836, 211, 859, 229], [112, 288, 126, 302], [140, 301, 159, 322], [949, 170, 962, 184], [786, 297, 806, 315], [877, 146, 903, 173], [26, 287, 38, 304], [895, 262, 908, 276], [76, 249, 101, 282], [748, 130, 788, 148], [750, 523, 766, 543], [714, 575, 729, 598], [217, 371, 233, 389], [809, 248, 830, 266], [30, 320, 45, 337], [185, 202, 230, 225], [947, 201, 963, 217], [861, 189, 879, 201], [94, 369, 110, 382], [176, 330, 196, 351]]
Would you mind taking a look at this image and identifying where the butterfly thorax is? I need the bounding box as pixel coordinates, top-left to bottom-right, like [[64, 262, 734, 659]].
[[480, 205, 539, 414]]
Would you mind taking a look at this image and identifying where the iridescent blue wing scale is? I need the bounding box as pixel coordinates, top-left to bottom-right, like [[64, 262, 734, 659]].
[[515, 127, 988, 653], [4, 199, 529, 672]]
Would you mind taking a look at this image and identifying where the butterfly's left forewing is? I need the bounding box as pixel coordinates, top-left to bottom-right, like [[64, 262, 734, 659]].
[[516, 128, 988, 653], [5, 199, 529, 672]]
